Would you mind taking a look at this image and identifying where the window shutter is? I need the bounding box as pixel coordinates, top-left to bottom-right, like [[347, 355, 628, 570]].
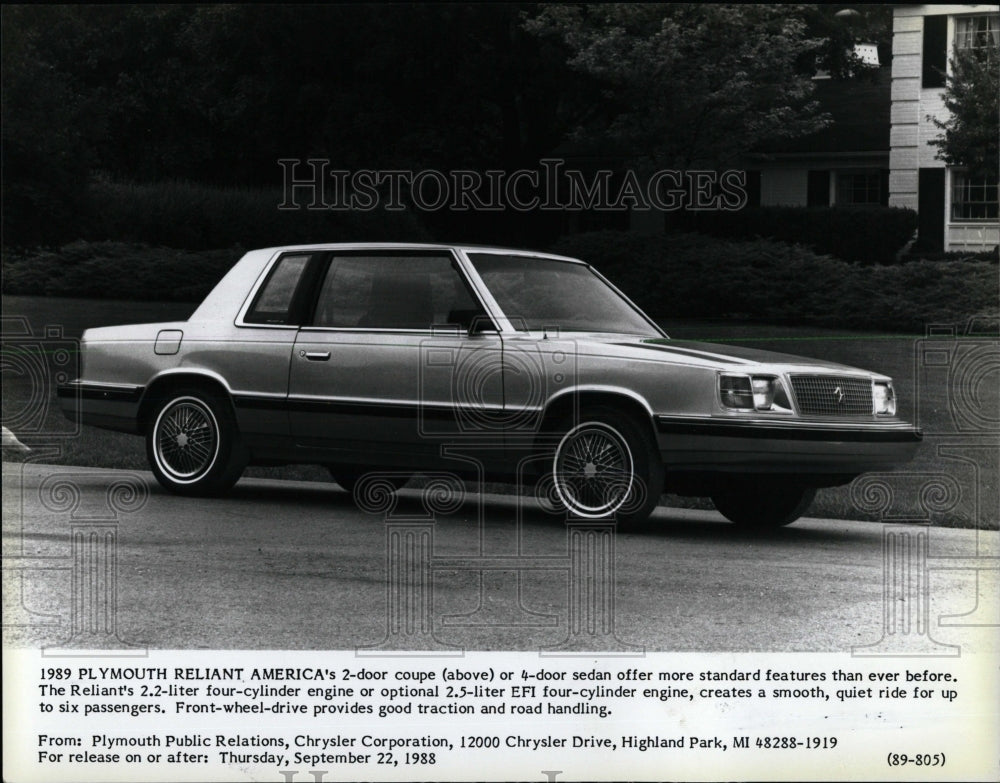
[[807, 171, 830, 207], [917, 168, 946, 251], [922, 15, 948, 89]]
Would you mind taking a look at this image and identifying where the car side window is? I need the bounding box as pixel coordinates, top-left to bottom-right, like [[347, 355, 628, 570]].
[[312, 254, 487, 330], [244, 253, 313, 325]]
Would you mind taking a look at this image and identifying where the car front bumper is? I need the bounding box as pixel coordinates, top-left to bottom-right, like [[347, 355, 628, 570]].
[[654, 415, 922, 473]]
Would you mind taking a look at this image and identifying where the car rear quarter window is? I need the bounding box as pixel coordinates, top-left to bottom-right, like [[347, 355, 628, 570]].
[[244, 253, 313, 325]]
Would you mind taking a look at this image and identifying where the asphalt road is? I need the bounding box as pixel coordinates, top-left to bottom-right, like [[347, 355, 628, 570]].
[[3, 463, 997, 653]]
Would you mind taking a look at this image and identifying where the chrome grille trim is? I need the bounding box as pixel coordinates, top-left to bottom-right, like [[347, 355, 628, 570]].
[[789, 375, 873, 417]]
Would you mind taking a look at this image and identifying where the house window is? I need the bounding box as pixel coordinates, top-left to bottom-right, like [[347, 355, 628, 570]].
[[952, 172, 999, 221], [836, 172, 881, 206], [955, 15, 1000, 51]]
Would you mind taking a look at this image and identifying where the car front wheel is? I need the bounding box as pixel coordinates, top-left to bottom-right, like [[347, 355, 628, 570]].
[[711, 480, 816, 528], [146, 388, 246, 496], [549, 407, 663, 527]]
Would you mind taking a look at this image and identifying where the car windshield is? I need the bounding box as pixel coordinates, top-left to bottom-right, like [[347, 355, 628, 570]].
[[468, 253, 659, 335]]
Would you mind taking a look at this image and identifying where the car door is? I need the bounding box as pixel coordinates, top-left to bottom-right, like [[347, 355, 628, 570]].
[[288, 251, 505, 465]]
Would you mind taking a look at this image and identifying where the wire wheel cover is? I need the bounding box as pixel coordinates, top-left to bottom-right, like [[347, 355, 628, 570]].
[[554, 423, 633, 515], [155, 399, 219, 479]]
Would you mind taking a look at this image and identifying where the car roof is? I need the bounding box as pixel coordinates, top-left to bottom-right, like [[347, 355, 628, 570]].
[[249, 242, 585, 264], [190, 242, 587, 323]]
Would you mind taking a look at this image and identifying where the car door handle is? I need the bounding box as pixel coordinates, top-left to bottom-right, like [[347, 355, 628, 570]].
[[302, 351, 331, 361]]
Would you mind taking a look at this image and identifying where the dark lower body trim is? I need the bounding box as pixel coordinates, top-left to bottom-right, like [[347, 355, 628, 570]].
[[57, 381, 144, 404], [655, 415, 922, 443]]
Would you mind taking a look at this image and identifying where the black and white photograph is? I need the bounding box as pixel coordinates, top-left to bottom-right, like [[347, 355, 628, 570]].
[[3, 3, 998, 781]]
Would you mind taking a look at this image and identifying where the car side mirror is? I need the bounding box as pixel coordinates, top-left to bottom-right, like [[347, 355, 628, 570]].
[[468, 315, 499, 336], [447, 309, 498, 336]]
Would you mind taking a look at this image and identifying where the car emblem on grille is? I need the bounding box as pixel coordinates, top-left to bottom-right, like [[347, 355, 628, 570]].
[[833, 386, 845, 405]]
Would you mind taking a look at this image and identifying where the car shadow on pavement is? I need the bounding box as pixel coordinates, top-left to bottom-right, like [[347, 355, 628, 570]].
[[217, 478, 356, 507], [198, 478, 878, 545]]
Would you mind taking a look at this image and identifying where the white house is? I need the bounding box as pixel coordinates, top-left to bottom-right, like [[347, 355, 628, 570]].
[[889, 4, 998, 252], [748, 63, 892, 212], [747, 4, 997, 253]]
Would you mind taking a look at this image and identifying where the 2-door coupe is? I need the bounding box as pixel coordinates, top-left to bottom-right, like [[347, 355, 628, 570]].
[[59, 243, 921, 527]]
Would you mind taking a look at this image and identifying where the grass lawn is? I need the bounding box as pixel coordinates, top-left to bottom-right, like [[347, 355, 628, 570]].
[[3, 294, 997, 527]]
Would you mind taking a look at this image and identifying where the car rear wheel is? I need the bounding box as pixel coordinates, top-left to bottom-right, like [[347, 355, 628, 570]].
[[711, 480, 816, 528], [549, 407, 663, 527], [146, 388, 246, 496]]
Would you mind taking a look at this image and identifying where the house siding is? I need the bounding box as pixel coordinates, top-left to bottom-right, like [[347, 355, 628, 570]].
[[890, 5, 999, 251], [748, 5, 996, 253], [893, 52, 923, 78], [891, 76, 921, 101], [893, 28, 924, 54], [893, 14, 925, 32], [890, 100, 918, 125]]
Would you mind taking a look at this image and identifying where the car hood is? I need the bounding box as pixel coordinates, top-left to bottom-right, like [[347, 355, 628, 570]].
[[640, 337, 861, 369], [552, 333, 883, 378]]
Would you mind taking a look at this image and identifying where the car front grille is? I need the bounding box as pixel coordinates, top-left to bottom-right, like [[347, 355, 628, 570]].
[[789, 375, 873, 416]]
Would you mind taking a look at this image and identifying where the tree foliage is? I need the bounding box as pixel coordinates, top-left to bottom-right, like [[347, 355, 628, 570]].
[[525, 4, 831, 169], [2, 5, 591, 182], [799, 5, 893, 79], [929, 44, 1000, 179], [1, 6, 103, 245], [2, 4, 602, 244], [1, 3, 901, 247]]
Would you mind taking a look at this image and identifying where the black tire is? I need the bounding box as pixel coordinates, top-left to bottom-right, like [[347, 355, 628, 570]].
[[146, 387, 246, 496], [548, 406, 663, 527], [711, 479, 816, 528], [327, 466, 409, 496]]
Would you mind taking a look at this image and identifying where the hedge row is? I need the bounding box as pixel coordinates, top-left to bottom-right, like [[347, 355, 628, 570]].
[[549, 231, 999, 333], [2, 241, 240, 301], [667, 205, 918, 266], [4, 233, 997, 332]]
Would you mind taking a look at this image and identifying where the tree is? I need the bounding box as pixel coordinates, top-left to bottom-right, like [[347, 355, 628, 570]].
[[2, 5, 606, 244], [1, 6, 104, 246], [4, 4, 595, 184], [799, 5, 894, 79], [929, 44, 1000, 180], [525, 4, 831, 170]]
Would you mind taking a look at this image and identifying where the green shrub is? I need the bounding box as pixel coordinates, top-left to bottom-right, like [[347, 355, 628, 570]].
[[2, 241, 240, 301], [83, 178, 430, 250], [5, 232, 997, 332], [549, 230, 999, 332], [899, 246, 999, 264], [672, 205, 918, 266]]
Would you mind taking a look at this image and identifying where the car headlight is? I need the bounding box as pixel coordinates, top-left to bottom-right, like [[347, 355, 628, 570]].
[[751, 377, 774, 410], [873, 382, 896, 415], [720, 375, 754, 409], [720, 374, 792, 413]]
